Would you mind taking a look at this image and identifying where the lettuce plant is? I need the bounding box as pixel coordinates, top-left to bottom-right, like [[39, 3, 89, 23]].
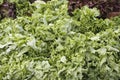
[[0, 0, 120, 80]]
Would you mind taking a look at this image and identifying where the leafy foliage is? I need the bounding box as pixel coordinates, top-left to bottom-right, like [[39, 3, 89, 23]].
[[68, 0, 120, 18], [0, 0, 120, 80], [0, 0, 16, 19]]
